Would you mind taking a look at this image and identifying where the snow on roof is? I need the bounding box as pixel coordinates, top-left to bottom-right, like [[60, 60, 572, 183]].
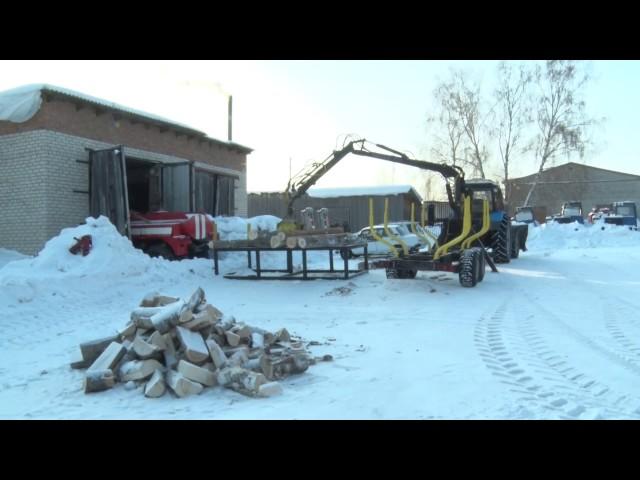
[[0, 83, 252, 153], [306, 185, 421, 199]]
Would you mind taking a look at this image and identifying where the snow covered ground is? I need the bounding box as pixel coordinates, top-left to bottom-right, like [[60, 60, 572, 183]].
[[1, 219, 640, 419]]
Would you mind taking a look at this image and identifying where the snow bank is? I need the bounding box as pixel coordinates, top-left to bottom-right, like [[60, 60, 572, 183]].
[[0, 248, 30, 269], [210, 215, 282, 240], [0, 216, 154, 279], [527, 221, 640, 251]]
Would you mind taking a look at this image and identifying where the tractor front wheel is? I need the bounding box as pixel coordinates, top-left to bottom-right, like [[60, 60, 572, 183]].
[[459, 248, 480, 287], [491, 215, 512, 264]]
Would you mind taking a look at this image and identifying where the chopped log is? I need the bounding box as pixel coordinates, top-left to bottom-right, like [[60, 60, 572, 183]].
[[248, 348, 264, 360], [79, 334, 120, 364], [176, 326, 209, 364], [132, 335, 162, 359], [178, 310, 193, 324], [119, 359, 163, 382], [206, 339, 228, 369], [163, 333, 178, 369], [136, 328, 151, 338], [219, 316, 236, 331], [117, 323, 136, 342], [150, 300, 186, 333], [181, 310, 216, 331], [208, 332, 226, 347], [260, 352, 310, 381], [228, 349, 249, 368], [201, 304, 223, 321], [258, 382, 283, 398], [84, 369, 115, 393], [286, 236, 298, 249], [225, 331, 241, 347], [148, 331, 167, 351], [144, 370, 166, 398], [177, 360, 217, 387], [183, 287, 206, 314], [140, 293, 179, 307], [166, 370, 204, 397], [251, 333, 264, 349], [223, 345, 250, 357], [270, 231, 286, 248], [244, 358, 261, 371], [231, 324, 252, 340], [87, 342, 126, 373], [71, 359, 91, 370], [274, 328, 291, 343], [217, 367, 268, 396], [130, 307, 164, 329]]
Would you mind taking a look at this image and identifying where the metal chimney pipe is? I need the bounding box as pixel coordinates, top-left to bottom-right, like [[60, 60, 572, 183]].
[[228, 95, 233, 142]]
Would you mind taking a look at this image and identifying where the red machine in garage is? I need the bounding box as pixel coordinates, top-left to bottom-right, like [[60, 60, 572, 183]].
[[130, 211, 217, 260]]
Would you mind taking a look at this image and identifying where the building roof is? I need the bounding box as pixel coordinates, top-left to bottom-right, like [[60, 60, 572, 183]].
[[306, 184, 422, 200], [508, 162, 640, 183], [0, 83, 252, 154]]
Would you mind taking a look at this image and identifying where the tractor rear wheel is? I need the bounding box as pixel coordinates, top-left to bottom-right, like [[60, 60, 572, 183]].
[[459, 248, 479, 287], [145, 243, 176, 261], [491, 215, 511, 264]]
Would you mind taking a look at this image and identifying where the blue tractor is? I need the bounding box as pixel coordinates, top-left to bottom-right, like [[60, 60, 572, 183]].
[[551, 201, 584, 224], [603, 202, 638, 230]]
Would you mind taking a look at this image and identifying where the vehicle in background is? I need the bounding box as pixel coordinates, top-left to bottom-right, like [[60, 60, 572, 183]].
[[341, 223, 423, 259], [602, 202, 638, 229], [550, 201, 584, 224], [513, 206, 538, 226]]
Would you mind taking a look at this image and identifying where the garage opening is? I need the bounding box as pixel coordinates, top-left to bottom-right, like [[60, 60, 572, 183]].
[[125, 158, 162, 213]]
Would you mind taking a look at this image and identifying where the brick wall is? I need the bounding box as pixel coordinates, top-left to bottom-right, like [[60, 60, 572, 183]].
[[0, 129, 247, 255]]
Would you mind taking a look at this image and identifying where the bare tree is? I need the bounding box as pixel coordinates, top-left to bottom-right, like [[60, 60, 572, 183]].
[[427, 80, 465, 167], [523, 60, 594, 206], [428, 70, 491, 179], [492, 62, 533, 205]]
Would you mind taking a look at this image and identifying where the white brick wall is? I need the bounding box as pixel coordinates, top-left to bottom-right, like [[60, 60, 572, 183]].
[[0, 129, 248, 255]]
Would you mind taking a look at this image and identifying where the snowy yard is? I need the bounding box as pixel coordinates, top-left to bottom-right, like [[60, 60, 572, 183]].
[[1, 218, 640, 419]]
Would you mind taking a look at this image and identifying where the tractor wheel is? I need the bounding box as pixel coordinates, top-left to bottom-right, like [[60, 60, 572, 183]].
[[474, 247, 485, 283], [397, 268, 418, 279], [491, 215, 511, 264], [145, 243, 176, 261], [459, 248, 479, 288], [385, 268, 399, 279]]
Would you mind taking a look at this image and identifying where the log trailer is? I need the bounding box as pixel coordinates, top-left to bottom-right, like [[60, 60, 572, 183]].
[[278, 139, 528, 287]]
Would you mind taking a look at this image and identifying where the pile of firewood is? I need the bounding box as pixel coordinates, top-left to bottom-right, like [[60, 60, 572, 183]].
[[71, 287, 331, 398], [212, 227, 362, 250]]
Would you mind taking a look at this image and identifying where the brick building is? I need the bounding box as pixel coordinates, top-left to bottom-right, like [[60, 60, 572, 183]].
[[506, 162, 640, 220], [0, 84, 252, 255]]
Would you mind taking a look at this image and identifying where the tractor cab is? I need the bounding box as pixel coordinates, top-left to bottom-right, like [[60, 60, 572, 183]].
[[605, 201, 638, 228], [513, 206, 536, 224], [553, 201, 584, 224], [461, 179, 506, 228]]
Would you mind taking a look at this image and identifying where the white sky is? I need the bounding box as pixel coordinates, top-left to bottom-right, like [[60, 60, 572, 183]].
[[1, 60, 637, 200]]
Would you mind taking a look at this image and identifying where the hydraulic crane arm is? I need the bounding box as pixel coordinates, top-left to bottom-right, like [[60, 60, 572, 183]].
[[284, 139, 465, 219]]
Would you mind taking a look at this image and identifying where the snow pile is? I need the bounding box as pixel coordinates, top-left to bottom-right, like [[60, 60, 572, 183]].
[[0, 216, 153, 279], [0, 248, 30, 269], [210, 215, 281, 240], [527, 221, 640, 251]]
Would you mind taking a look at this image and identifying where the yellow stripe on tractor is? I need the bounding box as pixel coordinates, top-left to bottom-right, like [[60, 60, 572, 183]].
[[382, 198, 409, 256], [369, 198, 400, 257], [434, 195, 472, 260], [461, 198, 490, 249]]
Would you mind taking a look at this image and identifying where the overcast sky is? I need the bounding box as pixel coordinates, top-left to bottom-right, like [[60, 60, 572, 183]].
[[1, 60, 637, 199]]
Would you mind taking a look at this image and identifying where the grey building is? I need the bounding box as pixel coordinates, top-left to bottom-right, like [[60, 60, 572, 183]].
[[506, 162, 640, 219], [248, 185, 423, 232], [0, 84, 252, 255]]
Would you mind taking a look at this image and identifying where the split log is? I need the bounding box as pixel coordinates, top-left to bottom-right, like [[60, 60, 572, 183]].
[[130, 306, 164, 329], [176, 326, 209, 364], [225, 331, 241, 347], [117, 323, 136, 342], [144, 370, 166, 398], [199, 304, 223, 322], [257, 382, 283, 397], [228, 349, 249, 368], [274, 328, 291, 343], [150, 300, 186, 333], [132, 335, 162, 359], [206, 339, 228, 369], [231, 324, 252, 340], [166, 370, 204, 397], [208, 332, 226, 347], [177, 360, 217, 387], [84, 369, 116, 393], [163, 333, 178, 369], [148, 331, 167, 351], [219, 316, 236, 331], [87, 342, 126, 373], [251, 333, 264, 349], [260, 352, 310, 381], [217, 367, 268, 396], [248, 326, 275, 345], [119, 359, 163, 382], [181, 310, 216, 331], [140, 293, 179, 308], [270, 231, 286, 248], [71, 359, 91, 370], [183, 288, 206, 314], [79, 335, 120, 364]]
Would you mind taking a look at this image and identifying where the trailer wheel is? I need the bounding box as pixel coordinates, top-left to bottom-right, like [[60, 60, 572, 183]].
[[491, 215, 511, 264], [340, 249, 354, 261], [385, 268, 399, 279], [459, 249, 479, 288], [145, 243, 176, 261]]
